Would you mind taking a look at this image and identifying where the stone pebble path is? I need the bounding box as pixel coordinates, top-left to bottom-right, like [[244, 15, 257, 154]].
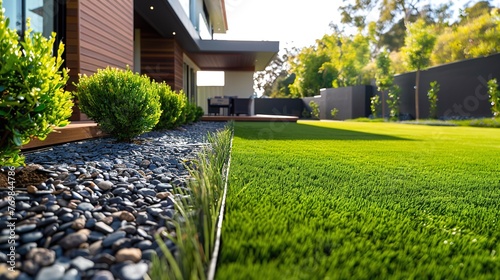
[[0, 122, 227, 280]]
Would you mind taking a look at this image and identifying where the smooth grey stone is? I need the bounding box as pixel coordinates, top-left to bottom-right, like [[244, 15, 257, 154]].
[[86, 218, 96, 228], [135, 240, 153, 250], [62, 268, 81, 280], [17, 223, 37, 233], [146, 207, 163, 217], [95, 222, 114, 234], [92, 212, 106, 221], [118, 262, 149, 280], [35, 264, 65, 280], [60, 213, 75, 223], [155, 183, 173, 192], [70, 256, 95, 271], [97, 181, 113, 191], [17, 201, 32, 211], [137, 188, 156, 197], [112, 187, 130, 196], [102, 231, 126, 247], [21, 231, 43, 243], [71, 191, 84, 201], [91, 270, 114, 280], [77, 202, 94, 211]]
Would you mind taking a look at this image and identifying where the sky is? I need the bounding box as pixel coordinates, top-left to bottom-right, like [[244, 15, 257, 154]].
[[213, 0, 500, 51]]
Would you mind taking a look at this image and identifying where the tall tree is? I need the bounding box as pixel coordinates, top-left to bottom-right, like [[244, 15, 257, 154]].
[[458, 1, 494, 24], [401, 19, 436, 120], [254, 48, 297, 97], [431, 9, 500, 65], [289, 44, 335, 97], [341, 0, 452, 52]]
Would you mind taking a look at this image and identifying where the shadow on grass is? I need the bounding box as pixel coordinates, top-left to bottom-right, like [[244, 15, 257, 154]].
[[234, 122, 412, 141]]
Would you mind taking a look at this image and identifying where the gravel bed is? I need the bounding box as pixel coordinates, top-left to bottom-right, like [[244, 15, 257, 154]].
[[0, 121, 227, 280]]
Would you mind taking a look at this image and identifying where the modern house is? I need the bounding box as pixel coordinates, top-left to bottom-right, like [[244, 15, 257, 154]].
[[3, 0, 279, 120]]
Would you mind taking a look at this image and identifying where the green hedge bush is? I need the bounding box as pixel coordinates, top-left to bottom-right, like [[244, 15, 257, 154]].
[[154, 82, 185, 130], [74, 67, 161, 142], [0, 7, 73, 166]]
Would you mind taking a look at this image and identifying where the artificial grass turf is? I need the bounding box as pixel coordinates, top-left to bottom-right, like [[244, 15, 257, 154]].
[[216, 121, 500, 280]]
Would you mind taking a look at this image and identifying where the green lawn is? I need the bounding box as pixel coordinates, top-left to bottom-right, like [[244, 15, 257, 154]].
[[216, 121, 500, 279]]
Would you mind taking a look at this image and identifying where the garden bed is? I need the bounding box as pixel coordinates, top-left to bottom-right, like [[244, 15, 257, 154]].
[[0, 121, 227, 280]]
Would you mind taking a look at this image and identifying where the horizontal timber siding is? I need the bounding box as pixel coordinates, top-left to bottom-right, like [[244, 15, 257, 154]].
[[79, 0, 134, 75], [136, 15, 185, 91]]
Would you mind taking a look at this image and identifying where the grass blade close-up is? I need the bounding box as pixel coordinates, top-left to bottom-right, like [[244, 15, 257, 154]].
[[216, 121, 500, 279]]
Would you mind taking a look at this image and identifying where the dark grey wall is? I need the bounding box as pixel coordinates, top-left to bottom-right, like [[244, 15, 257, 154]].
[[303, 86, 373, 120], [254, 98, 305, 116], [391, 53, 500, 119]]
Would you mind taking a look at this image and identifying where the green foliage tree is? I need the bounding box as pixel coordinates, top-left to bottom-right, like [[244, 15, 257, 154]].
[[256, 48, 297, 97], [268, 73, 296, 98], [488, 78, 500, 117], [0, 4, 73, 166], [458, 1, 494, 24], [401, 19, 436, 120], [75, 67, 161, 142], [427, 81, 440, 119], [290, 30, 372, 97], [431, 9, 500, 65], [289, 45, 334, 97]]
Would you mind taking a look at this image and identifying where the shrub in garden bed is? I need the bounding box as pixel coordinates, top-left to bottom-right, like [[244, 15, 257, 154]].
[[154, 82, 186, 130], [74, 67, 162, 142], [0, 5, 73, 166]]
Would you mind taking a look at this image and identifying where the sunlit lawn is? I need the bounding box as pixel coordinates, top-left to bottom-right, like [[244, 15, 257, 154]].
[[216, 121, 500, 279]]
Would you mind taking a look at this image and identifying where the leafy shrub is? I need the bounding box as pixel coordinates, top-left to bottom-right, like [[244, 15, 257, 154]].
[[195, 105, 204, 122], [0, 11, 73, 166], [185, 103, 197, 124], [370, 95, 381, 118], [330, 108, 339, 119], [488, 78, 500, 117], [184, 103, 204, 124], [309, 100, 320, 119], [74, 67, 161, 142], [427, 81, 439, 119], [154, 82, 184, 130], [172, 91, 188, 127], [387, 85, 400, 121]]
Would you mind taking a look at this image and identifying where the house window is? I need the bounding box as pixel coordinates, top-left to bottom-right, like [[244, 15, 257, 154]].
[[3, 0, 64, 39]]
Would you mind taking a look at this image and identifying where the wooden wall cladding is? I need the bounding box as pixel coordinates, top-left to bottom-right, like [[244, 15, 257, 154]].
[[136, 15, 185, 91], [79, 0, 134, 75], [66, 0, 134, 120]]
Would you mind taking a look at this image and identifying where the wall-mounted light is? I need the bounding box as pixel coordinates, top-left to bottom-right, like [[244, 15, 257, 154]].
[[172, 32, 176, 36], [150, 6, 154, 10]]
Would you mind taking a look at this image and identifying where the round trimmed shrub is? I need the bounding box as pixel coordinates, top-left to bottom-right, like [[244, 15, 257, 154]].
[[154, 82, 185, 130], [74, 67, 161, 142], [173, 91, 188, 127], [0, 10, 73, 166]]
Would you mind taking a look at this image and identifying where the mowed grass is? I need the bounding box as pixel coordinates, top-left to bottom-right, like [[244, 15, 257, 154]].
[[216, 121, 500, 280]]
